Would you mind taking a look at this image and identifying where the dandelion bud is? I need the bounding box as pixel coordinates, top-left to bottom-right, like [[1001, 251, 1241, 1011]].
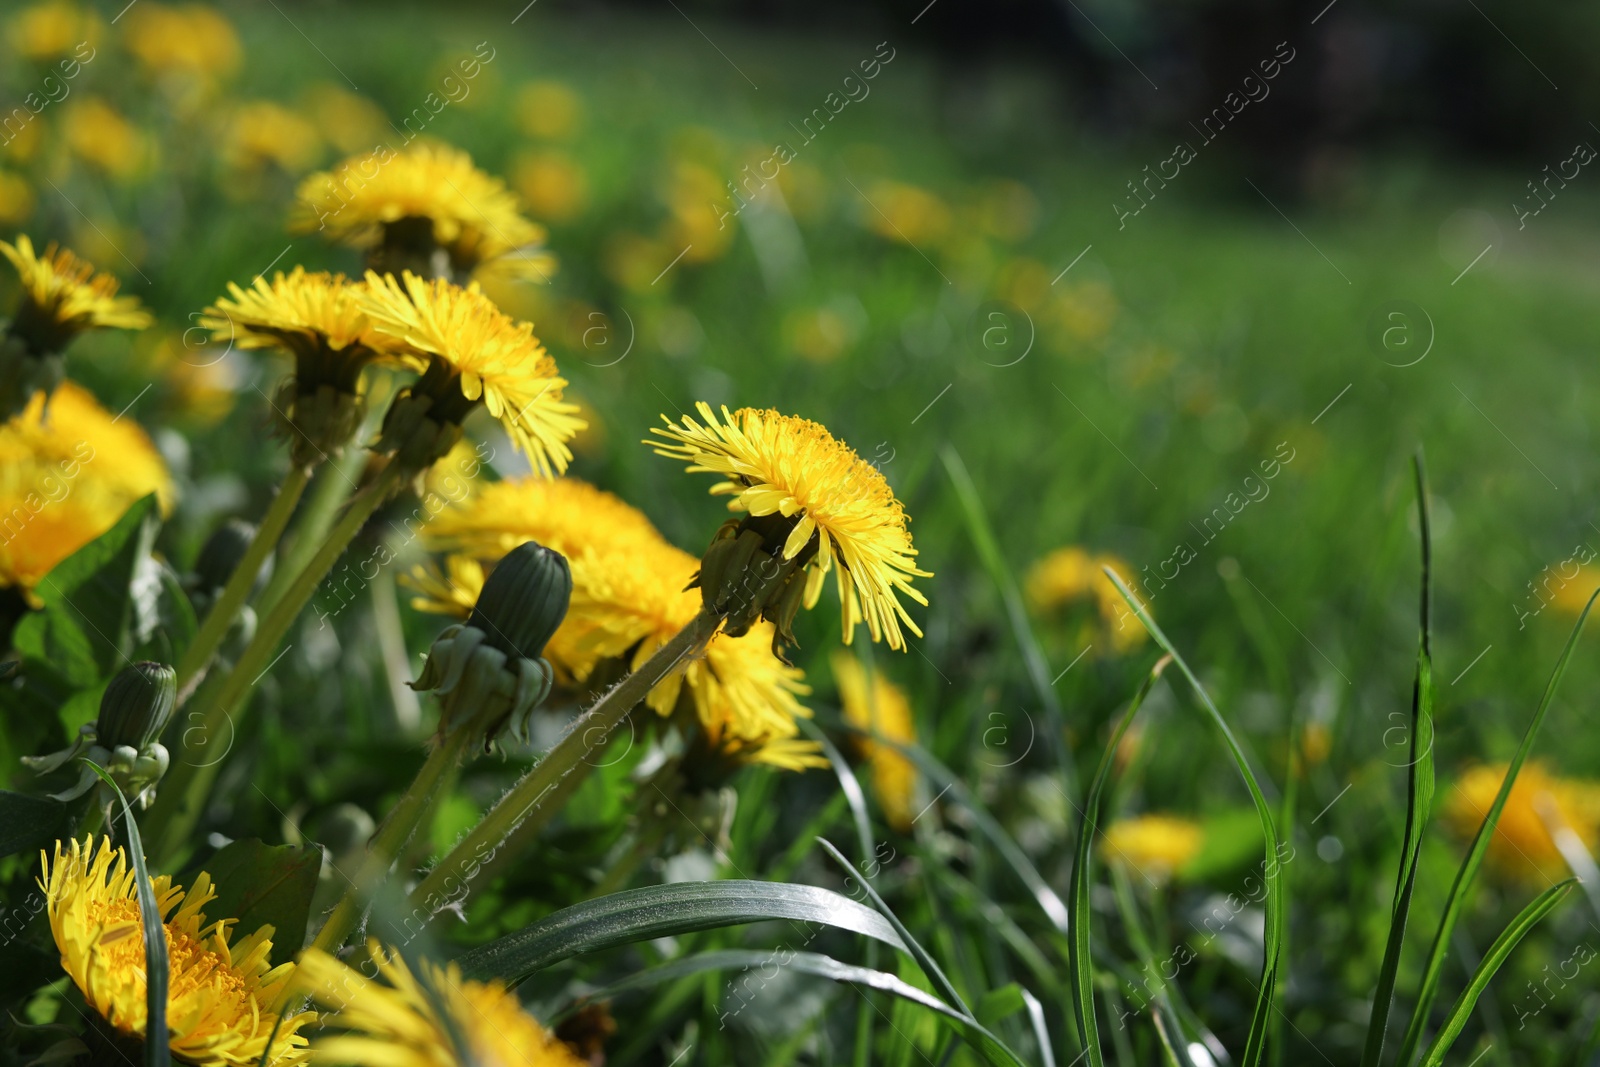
[[97, 661, 177, 752], [693, 513, 816, 655], [411, 541, 570, 746]]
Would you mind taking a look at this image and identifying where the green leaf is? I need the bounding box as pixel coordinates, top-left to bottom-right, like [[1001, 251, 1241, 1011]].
[[1418, 880, 1575, 1066], [13, 495, 160, 684], [456, 879, 906, 982], [185, 839, 320, 968], [81, 760, 169, 1067], [975, 983, 1028, 1028], [134, 560, 198, 666], [0, 790, 70, 858], [1362, 454, 1436, 1067], [1396, 584, 1599, 1065], [1069, 657, 1170, 1067], [558, 948, 1030, 1067], [1102, 568, 1285, 1067]]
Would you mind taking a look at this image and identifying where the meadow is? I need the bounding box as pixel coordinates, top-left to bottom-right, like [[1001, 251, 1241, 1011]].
[[1, 3, 1598, 1065]]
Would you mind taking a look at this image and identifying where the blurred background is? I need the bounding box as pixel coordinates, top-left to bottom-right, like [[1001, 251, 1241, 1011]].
[[1, 0, 1597, 1062]]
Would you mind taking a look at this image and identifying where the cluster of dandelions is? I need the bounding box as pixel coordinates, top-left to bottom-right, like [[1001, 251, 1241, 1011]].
[[3, 139, 934, 1065]]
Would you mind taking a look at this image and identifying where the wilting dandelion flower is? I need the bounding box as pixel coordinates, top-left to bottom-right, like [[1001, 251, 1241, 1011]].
[[1101, 815, 1204, 885], [417, 475, 821, 768], [832, 652, 920, 831], [40, 836, 313, 1066], [1445, 762, 1600, 882], [650, 403, 930, 652], [0, 381, 172, 601], [296, 942, 584, 1067], [359, 271, 583, 474], [292, 143, 554, 281], [201, 268, 389, 467], [0, 236, 150, 416]]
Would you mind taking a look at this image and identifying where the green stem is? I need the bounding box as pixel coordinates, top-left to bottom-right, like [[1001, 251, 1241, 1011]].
[[308, 727, 471, 959], [150, 462, 407, 862], [261, 451, 357, 614], [176, 465, 311, 698], [407, 610, 722, 915]]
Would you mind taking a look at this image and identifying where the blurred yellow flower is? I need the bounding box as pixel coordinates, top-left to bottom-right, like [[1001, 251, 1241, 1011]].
[[297, 942, 582, 1067], [515, 80, 583, 139], [143, 333, 238, 426], [512, 150, 588, 224], [121, 2, 240, 80], [7, 0, 98, 61], [1445, 762, 1600, 883], [1102, 814, 1203, 885], [41, 836, 313, 1067], [667, 161, 735, 263], [862, 180, 952, 248], [63, 97, 146, 180], [294, 142, 555, 281], [300, 84, 389, 155], [1548, 564, 1600, 615], [996, 257, 1052, 312], [0, 171, 35, 225], [1047, 280, 1118, 347], [972, 179, 1040, 243], [601, 231, 672, 292], [782, 303, 863, 364], [1026, 546, 1147, 654], [221, 101, 322, 173], [1, 234, 149, 354], [832, 652, 919, 831]]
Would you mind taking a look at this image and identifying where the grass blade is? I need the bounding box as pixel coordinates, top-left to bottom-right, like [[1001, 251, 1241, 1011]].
[[1101, 567, 1284, 1067], [1397, 586, 1599, 1063], [455, 879, 905, 982], [1361, 454, 1437, 1067], [940, 446, 1070, 787], [1418, 880, 1576, 1067], [1068, 656, 1171, 1066], [82, 761, 170, 1067]]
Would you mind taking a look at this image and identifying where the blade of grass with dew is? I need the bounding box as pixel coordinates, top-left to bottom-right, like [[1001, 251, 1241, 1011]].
[[939, 446, 1070, 788], [82, 761, 169, 1067], [796, 716, 879, 1067], [1361, 454, 1437, 1067], [1068, 655, 1170, 1065], [1418, 880, 1576, 1067], [1102, 568, 1284, 1067], [1396, 586, 1599, 1064]]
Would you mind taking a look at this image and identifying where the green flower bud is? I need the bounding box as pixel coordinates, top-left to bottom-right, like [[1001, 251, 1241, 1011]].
[[693, 512, 817, 657], [468, 541, 572, 662], [97, 661, 177, 752]]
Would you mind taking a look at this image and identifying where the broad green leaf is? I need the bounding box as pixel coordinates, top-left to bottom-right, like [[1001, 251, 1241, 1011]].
[[0, 790, 70, 858], [1362, 455, 1436, 1067], [1418, 880, 1575, 1066], [456, 879, 905, 982], [1069, 657, 1169, 1067], [13, 495, 160, 684], [975, 983, 1028, 1028], [1397, 585, 1598, 1065], [82, 761, 169, 1067], [186, 839, 320, 967]]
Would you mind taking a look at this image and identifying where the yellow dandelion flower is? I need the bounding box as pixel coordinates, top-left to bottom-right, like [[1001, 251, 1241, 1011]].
[[121, 3, 240, 80], [1445, 763, 1600, 883], [300, 84, 389, 156], [421, 476, 816, 759], [63, 97, 146, 181], [511, 150, 588, 224], [515, 81, 583, 140], [297, 942, 584, 1067], [359, 271, 583, 473], [1027, 546, 1147, 654], [293, 143, 553, 280], [1101, 815, 1204, 885], [0, 381, 172, 597], [649, 403, 930, 651], [221, 101, 322, 174], [831, 653, 919, 831], [862, 180, 952, 247], [403, 553, 483, 619], [2, 234, 150, 350], [8, 0, 99, 61], [0, 170, 36, 225], [40, 836, 313, 1067], [1548, 564, 1600, 616]]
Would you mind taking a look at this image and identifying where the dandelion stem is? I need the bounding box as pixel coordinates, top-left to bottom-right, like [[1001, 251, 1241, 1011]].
[[407, 609, 723, 917], [174, 465, 311, 699], [149, 461, 408, 863], [307, 727, 471, 961]]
